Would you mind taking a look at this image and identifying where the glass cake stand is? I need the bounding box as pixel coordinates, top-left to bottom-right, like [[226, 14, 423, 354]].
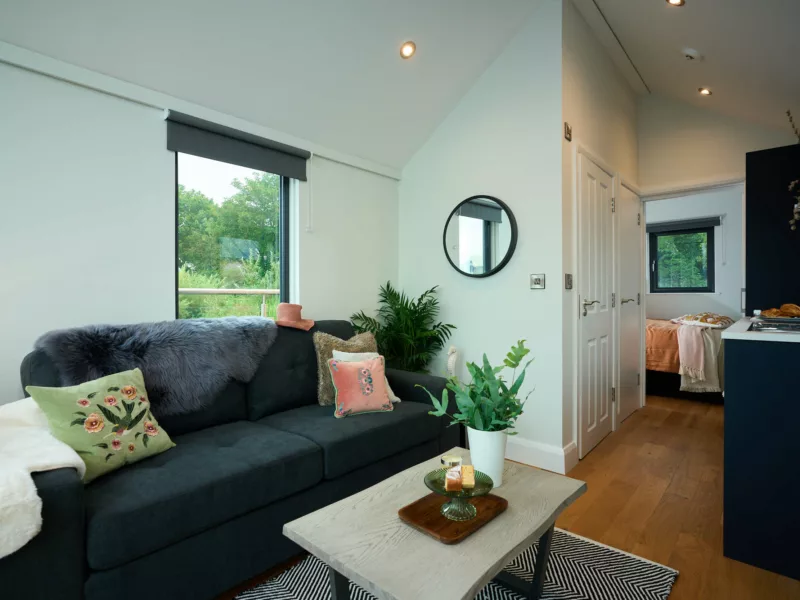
[[424, 468, 494, 521]]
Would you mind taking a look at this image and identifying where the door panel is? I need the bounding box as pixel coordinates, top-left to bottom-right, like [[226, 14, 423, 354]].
[[617, 187, 642, 425], [578, 154, 614, 458]]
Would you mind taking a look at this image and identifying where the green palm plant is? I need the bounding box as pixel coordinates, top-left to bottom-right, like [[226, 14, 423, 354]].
[[351, 282, 456, 373]]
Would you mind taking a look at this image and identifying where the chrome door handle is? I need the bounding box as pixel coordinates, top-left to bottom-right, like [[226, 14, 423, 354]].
[[621, 298, 635, 305], [582, 299, 599, 316]]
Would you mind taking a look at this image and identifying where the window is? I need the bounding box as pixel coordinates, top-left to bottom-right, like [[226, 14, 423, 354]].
[[176, 154, 289, 319], [166, 111, 309, 319], [457, 216, 493, 275], [649, 226, 715, 293]]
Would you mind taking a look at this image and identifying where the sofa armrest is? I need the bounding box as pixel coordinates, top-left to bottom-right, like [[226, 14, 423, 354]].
[[0, 468, 85, 600], [385, 368, 463, 451]]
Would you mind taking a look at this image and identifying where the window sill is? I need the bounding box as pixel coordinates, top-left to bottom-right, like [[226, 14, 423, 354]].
[[646, 292, 720, 296]]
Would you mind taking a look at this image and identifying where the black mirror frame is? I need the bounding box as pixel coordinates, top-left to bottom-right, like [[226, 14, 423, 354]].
[[442, 195, 518, 278]]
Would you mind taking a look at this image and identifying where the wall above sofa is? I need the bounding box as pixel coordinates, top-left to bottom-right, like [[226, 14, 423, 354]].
[[0, 61, 399, 403]]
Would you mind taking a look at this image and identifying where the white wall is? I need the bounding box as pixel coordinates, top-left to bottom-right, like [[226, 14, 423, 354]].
[[0, 64, 400, 403], [399, 0, 566, 471], [639, 94, 796, 192], [645, 185, 744, 320], [0, 63, 175, 402], [561, 0, 639, 466], [295, 156, 398, 319]]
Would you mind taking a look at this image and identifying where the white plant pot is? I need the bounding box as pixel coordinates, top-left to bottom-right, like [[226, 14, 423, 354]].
[[467, 427, 508, 488]]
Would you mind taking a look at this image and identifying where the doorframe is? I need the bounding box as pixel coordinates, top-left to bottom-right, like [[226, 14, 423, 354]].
[[574, 143, 620, 459], [638, 176, 745, 408]]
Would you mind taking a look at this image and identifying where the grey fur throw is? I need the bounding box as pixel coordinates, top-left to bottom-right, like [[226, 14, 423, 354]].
[[34, 317, 277, 417]]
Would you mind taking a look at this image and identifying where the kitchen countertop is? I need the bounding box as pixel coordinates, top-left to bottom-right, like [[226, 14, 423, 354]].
[[722, 318, 800, 343]]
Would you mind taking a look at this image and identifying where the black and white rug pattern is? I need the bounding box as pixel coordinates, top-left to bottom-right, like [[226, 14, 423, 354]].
[[236, 528, 678, 600]]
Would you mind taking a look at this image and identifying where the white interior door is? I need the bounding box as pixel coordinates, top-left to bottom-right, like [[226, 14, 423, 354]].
[[577, 153, 614, 459], [617, 186, 642, 426]]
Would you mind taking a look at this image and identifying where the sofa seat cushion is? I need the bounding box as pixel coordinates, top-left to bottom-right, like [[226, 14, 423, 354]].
[[85, 421, 322, 571], [259, 401, 440, 480]]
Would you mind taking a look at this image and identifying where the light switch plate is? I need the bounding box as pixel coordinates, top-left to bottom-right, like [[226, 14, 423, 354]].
[[530, 274, 546, 289], [565, 274, 573, 290]]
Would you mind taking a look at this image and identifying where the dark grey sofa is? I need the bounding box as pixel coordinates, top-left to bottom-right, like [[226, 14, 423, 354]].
[[2, 320, 458, 600]]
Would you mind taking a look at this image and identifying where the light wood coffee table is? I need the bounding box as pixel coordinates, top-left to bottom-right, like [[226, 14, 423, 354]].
[[284, 447, 586, 600]]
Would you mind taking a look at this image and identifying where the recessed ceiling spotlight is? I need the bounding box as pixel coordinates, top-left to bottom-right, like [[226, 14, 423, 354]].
[[667, 0, 685, 6], [400, 41, 416, 59], [698, 87, 712, 96]]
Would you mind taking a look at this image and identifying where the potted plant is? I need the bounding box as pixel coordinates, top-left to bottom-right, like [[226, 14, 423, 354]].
[[351, 282, 456, 373], [419, 341, 532, 487]]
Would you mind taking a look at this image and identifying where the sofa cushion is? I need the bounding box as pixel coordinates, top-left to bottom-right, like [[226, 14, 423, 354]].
[[247, 320, 354, 420], [155, 379, 247, 436], [85, 421, 322, 571], [259, 401, 441, 479]]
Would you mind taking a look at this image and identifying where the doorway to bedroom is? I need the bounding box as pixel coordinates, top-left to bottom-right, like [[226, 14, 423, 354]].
[[642, 183, 745, 402]]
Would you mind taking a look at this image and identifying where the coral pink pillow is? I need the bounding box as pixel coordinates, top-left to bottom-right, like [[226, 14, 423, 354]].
[[328, 357, 393, 418]]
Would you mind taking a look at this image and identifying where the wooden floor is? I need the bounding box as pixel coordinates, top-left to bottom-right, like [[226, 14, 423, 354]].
[[556, 395, 800, 600]]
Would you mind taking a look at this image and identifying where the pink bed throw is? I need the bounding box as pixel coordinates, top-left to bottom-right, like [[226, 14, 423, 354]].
[[677, 325, 705, 380]]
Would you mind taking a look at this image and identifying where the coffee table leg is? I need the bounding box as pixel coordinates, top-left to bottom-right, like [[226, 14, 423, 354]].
[[492, 524, 555, 600], [329, 566, 350, 600], [529, 524, 554, 600]]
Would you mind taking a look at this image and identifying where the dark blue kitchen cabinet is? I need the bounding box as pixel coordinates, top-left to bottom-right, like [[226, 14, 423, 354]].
[[724, 338, 800, 580]]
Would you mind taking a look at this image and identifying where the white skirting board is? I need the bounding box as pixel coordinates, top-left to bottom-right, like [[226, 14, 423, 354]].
[[505, 437, 578, 475]]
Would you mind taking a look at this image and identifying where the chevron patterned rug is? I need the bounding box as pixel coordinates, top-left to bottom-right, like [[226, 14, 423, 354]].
[[236, 528, 678, 600]]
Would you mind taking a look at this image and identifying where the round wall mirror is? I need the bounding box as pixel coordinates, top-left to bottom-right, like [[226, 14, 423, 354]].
[[443, 195, 518, 278]]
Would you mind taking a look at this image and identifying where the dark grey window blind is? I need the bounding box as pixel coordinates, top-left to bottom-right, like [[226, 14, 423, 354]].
[[459, 200, 503, 223], [166, 111, 310, 181], [646, 217, 721, 233]]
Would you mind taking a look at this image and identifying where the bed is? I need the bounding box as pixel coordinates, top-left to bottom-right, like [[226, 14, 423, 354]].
[[645, 318, 724, 402]]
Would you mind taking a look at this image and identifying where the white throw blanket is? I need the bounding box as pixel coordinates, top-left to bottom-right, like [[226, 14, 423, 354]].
[[0, 398, 85, 559], [680, 328, 725, 393]]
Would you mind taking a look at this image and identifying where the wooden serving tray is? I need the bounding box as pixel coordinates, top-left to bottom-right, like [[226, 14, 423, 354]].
[[398, 493, 508, 544]]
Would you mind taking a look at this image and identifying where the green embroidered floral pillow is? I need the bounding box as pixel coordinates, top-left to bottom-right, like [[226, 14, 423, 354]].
[[26, 368, 175, 483]]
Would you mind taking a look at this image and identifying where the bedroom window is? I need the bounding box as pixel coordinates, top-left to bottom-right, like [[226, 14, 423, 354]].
[[165, 111, 309, 319], [648, 225, 715, 293]]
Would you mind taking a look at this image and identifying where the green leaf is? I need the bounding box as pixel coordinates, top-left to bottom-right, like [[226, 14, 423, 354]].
[[142, 434, 149, 449], [75, 450, 93, 456], [473, 409, 485, 430], [70, 418, 86, 427], [135, 432, 142, 439], [93, 443, 109, 449], [73, 411, 87, 417], [107, 386, 120, 392], [87, 392, 98, 399], [453, 387, 475, 414], [105, 453, 114, 462], [128, 407, 147, 430], [96, 404, 121, 425]]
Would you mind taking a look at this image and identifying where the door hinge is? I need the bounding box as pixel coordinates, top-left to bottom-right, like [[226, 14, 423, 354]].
[[611, 197, 616, 212], [637, 292, 641, 305], [637, 373, 641, 386], [637, 213, 641, 225], [612, 387, 616, 403], [611, 293, 616, 308]]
